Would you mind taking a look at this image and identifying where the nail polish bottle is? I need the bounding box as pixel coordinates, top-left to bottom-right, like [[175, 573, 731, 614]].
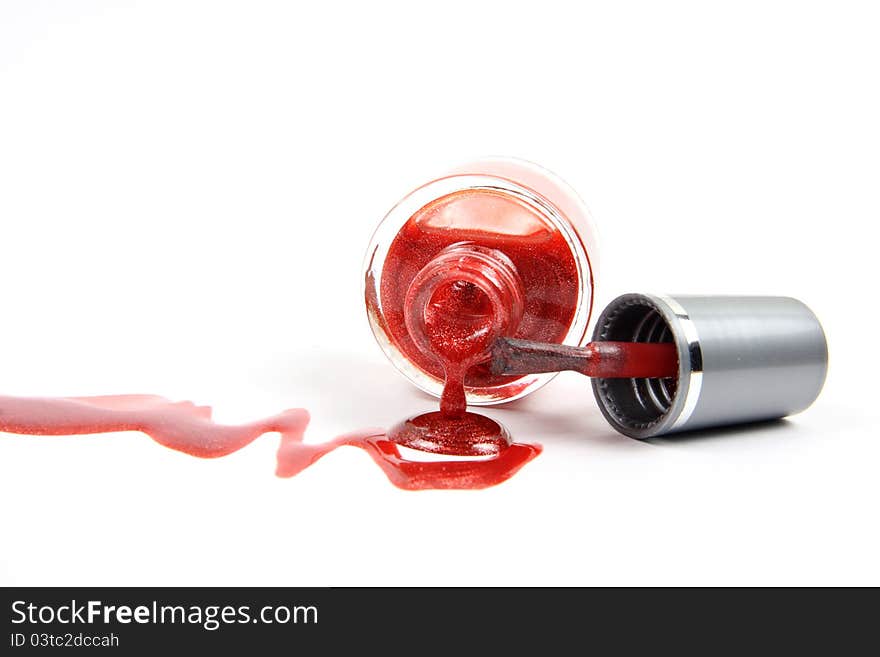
[[364, 158, 599, 405]]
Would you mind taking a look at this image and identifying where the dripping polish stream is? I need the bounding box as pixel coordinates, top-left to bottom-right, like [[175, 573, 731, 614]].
[[386, 244, 528, 458]]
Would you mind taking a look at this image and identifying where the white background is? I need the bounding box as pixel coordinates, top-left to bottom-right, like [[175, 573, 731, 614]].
[[0, 1, 876, 586]]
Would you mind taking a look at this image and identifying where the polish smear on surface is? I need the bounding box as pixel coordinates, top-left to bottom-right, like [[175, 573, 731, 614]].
[[0, 394, 539, 490]]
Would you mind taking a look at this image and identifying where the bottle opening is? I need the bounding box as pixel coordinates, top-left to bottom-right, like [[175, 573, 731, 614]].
[[404, 242, 525, 370]]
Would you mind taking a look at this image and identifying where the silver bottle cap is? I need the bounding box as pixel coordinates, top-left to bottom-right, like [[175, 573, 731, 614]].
[[591, 294, 828, 438]]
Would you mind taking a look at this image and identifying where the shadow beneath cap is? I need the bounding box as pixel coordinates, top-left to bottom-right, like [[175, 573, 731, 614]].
[[483, 385, 653, 453], [642, 417, 796, 446]]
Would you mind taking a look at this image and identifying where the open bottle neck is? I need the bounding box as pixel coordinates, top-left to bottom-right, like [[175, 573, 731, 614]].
[[403, 241, 526, 371]]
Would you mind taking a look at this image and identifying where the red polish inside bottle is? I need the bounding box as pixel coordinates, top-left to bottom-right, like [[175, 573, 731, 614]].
[[365, 159, 598, 406], [382, 193, 579, 391]]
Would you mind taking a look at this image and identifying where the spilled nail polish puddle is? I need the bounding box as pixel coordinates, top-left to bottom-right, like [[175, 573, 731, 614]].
[[0, 276, 543, 490], [0, 188, 593, 490], [0, 203, 564, 490], [0, 394, 540, 490]]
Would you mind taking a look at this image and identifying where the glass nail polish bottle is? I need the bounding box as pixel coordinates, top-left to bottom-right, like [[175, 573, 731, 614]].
[[364, 158, 599, 406]]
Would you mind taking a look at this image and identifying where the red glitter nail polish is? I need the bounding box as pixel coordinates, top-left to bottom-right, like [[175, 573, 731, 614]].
[[365, 157, 599, 406]]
